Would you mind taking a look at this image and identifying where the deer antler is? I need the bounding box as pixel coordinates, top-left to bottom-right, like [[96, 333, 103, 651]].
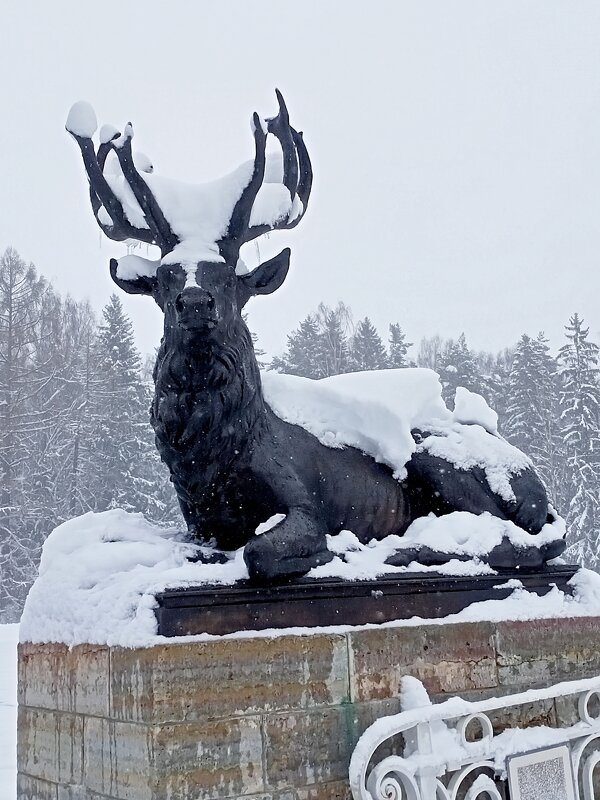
[[67, 93, 311, 268], [223, 89, 313, 250], [66, 102, 178, 256]]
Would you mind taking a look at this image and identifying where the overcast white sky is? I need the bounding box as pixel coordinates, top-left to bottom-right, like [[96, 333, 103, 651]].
[[1, 1, 600, 359]]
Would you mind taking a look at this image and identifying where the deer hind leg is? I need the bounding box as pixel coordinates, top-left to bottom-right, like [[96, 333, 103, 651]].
[[406, 452, 549, 534], [243, 508, 333, 582], [406, 452, 509, 519], [502, 467, 552, 534]]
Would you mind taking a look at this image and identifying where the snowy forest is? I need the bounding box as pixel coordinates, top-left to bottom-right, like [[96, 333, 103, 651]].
[[1, 245, 599, 621]]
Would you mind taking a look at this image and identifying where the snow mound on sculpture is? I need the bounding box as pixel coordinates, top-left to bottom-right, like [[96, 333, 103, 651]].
[[20, 511, 246, 647], [21, 508, 570, 647], [262, 369, 529, 501]]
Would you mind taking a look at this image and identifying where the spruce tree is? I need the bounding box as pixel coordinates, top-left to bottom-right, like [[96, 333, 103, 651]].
[[558, 314, 600, 568], [271, 314, 325, 378], [271, 303, 353, 378], [0, 248, 49, 618], [438, 333, 483, 407], [317, 303, 352, 377], [480, 348, 514, 429], [92, 295, 153, 513], [351, 317, 388, 371], [504, 333, 562, 503], [65, 306, 103, 518], [388, 323, 412, 368]]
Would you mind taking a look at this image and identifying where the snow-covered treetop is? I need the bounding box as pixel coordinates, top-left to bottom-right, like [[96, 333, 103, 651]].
[[65, 90, 312, 282]]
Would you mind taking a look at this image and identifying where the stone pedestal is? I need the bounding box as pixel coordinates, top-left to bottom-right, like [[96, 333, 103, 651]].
[[17, 617, 600, 800]]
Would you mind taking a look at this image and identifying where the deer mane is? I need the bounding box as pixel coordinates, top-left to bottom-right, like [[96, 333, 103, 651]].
[[152, 317, 265, 472]]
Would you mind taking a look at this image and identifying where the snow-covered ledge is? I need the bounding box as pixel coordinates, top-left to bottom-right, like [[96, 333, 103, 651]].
[[350, 676, 600, 800]]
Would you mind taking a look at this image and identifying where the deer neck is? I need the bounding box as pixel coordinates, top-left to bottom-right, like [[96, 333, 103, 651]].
[[154, 317, 266, 471]]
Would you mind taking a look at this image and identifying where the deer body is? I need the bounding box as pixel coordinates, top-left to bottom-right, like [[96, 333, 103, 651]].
[[66, 91, 556, 582], [150, 308, 550, 580], [150, 310, 416, 576]]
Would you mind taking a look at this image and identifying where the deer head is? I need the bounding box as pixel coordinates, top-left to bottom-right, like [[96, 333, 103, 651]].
[[66, 90, 312, 336]]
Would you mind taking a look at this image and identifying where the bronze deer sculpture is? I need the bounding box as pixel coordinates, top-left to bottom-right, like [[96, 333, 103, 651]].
[[66, 91, 557, 582]]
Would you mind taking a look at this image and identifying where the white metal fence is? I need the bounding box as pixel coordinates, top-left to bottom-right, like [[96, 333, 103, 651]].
[[349, 676, 600, 799]]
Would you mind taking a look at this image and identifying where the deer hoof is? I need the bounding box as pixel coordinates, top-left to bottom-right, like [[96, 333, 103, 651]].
[[244, 536, 333, 583]]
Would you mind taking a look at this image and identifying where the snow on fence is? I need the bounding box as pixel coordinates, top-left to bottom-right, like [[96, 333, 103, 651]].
[[349, 675, 600, 800]]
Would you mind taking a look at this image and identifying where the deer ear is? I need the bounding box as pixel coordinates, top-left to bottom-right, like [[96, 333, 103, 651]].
[[240, 248, 290, 296], [109, 257, 157, 296]]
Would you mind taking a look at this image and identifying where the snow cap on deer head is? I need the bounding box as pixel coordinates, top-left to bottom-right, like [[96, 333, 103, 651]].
[[66, 90, 312, 334]]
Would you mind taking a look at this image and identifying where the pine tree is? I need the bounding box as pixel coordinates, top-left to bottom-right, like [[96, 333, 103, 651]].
[[317, 302, 352, 377], [438, 333, 483, 408], [270, 314, 325, 378], [0, 255, 185, 621], [64, 305, 103, 518], [558, 314, 600, 567], [478, 347, 514, 428], [0, 248, 49, 618], [91, 295, 154, 513], [388, 323, 412, 368], [504, 333, 562, 503], [351, 317, 388, 371]]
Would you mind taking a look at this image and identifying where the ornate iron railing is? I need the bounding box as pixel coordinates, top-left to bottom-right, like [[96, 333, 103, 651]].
[[349, 676, 600, 799]]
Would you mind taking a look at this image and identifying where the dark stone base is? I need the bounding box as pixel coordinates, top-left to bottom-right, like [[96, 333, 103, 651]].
[[155, 564, 579, 637]]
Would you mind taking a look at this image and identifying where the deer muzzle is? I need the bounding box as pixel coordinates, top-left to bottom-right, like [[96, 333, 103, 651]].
[[175, 288, 217, 330]]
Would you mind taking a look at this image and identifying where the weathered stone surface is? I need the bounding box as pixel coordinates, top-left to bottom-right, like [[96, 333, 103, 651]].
[[430, 686, 557, 735], [488, 698, 556, 734], [57, 789, 124, 800], [110, 634, 349, 722], [17, 707, 83, 785], [16, 773, 58, 800], [19, 617, 600, 800], [154, 716, 264, 799], [349, 697, 403, 738], [19, 643, 109, 717], [296, 781, 353, 800], [271, 785, 352, 800], [496, 618, 600, 687], [263, 708, 356, 790], [83, 717, 154, 800], [56, 787, 89, 800], [348, 622, 497, 701], [554, 693, 582, 727]]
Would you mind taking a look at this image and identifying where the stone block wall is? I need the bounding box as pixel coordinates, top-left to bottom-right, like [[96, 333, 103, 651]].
[[17, 617, 600, 800]]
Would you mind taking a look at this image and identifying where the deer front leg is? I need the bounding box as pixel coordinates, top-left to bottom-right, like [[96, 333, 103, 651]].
[[243, 507, 333, 583]]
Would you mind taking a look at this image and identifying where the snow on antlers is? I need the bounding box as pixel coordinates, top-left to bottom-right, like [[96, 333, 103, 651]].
[[65, 91, 312, 286]]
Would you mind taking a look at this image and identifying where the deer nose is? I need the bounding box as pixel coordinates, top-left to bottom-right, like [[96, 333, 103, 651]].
[[175, 289, 215, 316]]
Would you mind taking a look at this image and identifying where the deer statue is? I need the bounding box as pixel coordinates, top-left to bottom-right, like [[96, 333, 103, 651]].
[[66, 91, 560, 582]]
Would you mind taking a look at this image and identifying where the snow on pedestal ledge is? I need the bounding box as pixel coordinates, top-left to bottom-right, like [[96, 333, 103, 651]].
[[19, 508, 599, 649]]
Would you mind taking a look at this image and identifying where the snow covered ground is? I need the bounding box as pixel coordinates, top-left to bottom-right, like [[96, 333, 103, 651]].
[[0, 624, 18, 800]]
